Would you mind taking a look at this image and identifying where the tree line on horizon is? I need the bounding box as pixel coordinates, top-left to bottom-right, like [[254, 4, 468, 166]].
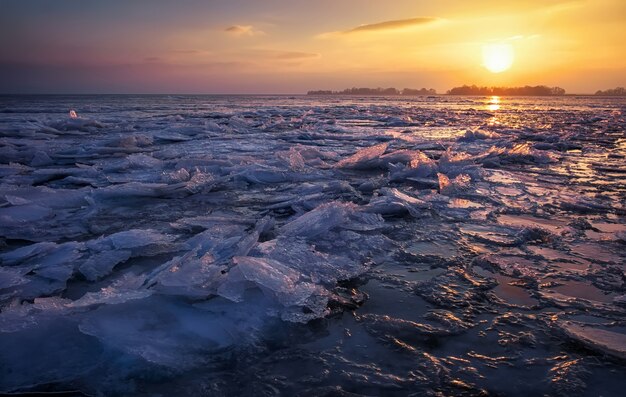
[[595, 87, 625, 96], [307, 87, 437, 96], [446, 85, 566, 96], [307, 85, 626, 96]]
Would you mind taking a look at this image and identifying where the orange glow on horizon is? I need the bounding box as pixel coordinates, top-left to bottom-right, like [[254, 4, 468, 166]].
[[1, 0, 624, 93]]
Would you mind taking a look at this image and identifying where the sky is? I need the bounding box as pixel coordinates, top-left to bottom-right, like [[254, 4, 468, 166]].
[[0, 0, 624, 94]]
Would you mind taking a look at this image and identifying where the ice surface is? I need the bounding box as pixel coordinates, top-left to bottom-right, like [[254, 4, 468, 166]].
[[437, 173, 472, 196], [78, 249, 132, 281], [480, 143, 557, 167], [335, 142, 388, 169], [560, 321, 626, 360], [77, 296, 236, 368], [365, 187, 430, 217], [280, 201, 355, 238], [218, 256, 326, 318], [0, 95, 624, 395], [458, 128, 500, 141]]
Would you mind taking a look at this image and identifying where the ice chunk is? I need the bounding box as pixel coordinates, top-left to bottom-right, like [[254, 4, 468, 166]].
[[389, 151, 436, 181], [364, 188, 430, 218], [78, 249, 132, 281], [170, 214, 256, 231], [147, 249, 227, 296], [99, 153, 162, 174], [30, 150, 54, 167], [235, 165, 322, 185], [277, 147, 307, 171], [184, 169, 216, 194], [0, 267, 29, 289], [0, 242, 58, 266], [154, 131, 194, 142], [335, 142, 388, 169], [259, 238, 365, 284], [458, 128, 500, 141], [92, 182, 174, 199], [218, 256, 327, 321], [162, 168, 191, 183], [560, 195, 617, 214], [438, 173, 472, 196], [437, 148, 482, 178], [127, 153, 163, 169], [4, 242, 84, 284], [0, 204, 52, 225], [298, 146, 339, 162], [280, 201, 355, 238], [48, 115, 104, 131], [342, 211, 386, 231], [78, 230, 177, 280], [78, 296, 240, 368], [0, 185, 89, 209], [480, 143, 556, 167], [219, 256, 298, 301], [380, 149, 425, 165], [147, 221, 267, 296], [107, 229, 175, 252], [559, 321, 626, 360], [70, 287, 152, 308], [107, 134, 153, 148]]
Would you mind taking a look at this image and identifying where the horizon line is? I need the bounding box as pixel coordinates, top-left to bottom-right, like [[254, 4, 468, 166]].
[[0, 92, 605, 96]]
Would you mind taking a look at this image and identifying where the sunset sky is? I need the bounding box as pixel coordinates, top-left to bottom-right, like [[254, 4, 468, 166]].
[[1, 0, 624, 94]]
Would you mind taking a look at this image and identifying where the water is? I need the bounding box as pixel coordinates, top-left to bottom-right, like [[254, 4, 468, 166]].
[[0, 94, 624, 396]]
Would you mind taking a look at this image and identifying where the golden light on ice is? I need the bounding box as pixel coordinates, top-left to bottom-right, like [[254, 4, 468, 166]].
[[487, 96, 500, 111], [482, 44, 514, 73]]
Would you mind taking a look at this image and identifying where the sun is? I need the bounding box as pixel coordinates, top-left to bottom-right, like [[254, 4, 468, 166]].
[[482, 44, 514, 73]]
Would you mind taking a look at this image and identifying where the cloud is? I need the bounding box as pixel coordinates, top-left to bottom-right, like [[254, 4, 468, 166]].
[[237, 49, 319, 61], [169, 49, 203, 54], [268, 51, 320, 60], [224, 25, 264, 37], [316, 17, 440, 39], [343, 17, 438, 34]]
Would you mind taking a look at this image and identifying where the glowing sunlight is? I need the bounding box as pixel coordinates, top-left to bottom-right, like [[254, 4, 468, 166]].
[[482, 44, 514, 73], [486, 95, 501, 111]]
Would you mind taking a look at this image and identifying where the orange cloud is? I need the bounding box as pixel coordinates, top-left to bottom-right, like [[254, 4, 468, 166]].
[[224, 25, 264, 36], [344, 17, 439, 34], [246, 50, 319, 60]]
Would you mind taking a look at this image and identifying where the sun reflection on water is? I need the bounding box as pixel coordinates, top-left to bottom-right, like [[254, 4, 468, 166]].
[[486, 96, 500, 112]]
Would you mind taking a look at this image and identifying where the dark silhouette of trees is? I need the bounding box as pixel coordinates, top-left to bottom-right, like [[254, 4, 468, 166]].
[[307, 87, 436, 96], [550, 87, 566, 96], [446, 85, 566, 96], [595, 87, 626, 96], [401, 88, 437, 95]]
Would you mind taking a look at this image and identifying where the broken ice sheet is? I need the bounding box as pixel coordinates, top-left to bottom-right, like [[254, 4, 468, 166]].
[[217, 256, 328, 321], [335, 142, 388, 169], [0, 95, 625, 396], [559, 321, 626, 360], [77, 296, 239, 368]]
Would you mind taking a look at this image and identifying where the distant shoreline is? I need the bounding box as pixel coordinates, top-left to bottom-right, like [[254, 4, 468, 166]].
[[305, 93, 622, 97], [306, 85, 626, 97], [1, 92, 624, 97]]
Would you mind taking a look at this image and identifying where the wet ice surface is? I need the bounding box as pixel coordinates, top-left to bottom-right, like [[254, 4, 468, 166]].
[[0, 94, 625, 396]]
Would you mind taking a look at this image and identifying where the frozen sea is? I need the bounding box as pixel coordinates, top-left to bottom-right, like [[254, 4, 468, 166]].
[[0, 94, 625, 396]]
